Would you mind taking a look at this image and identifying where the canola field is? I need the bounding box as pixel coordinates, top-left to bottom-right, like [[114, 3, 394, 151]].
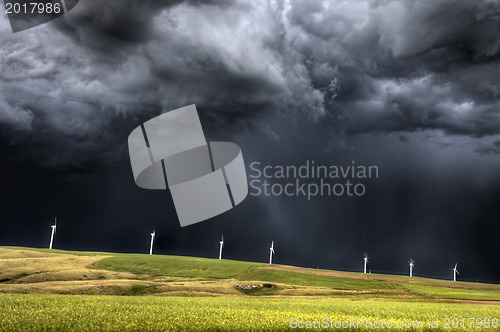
[[0, 294, 499, 331]]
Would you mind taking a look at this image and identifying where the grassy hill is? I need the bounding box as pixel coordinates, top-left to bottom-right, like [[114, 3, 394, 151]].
[[0, 246, 498, 331], [1, 246, 498, 300]]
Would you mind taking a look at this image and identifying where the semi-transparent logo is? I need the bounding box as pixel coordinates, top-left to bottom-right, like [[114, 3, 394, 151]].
[[128, 105, 248, 227]]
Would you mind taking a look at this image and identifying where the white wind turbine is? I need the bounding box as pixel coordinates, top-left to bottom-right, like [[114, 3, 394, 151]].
[[49, 217, 57, 250], [453, 263, 460, 282], [149, 230, 155, 255], [409, 259, 415, 277], [269, 241, 275, 265], [363, 253, 368, 274], [218, 234, 224, 260]]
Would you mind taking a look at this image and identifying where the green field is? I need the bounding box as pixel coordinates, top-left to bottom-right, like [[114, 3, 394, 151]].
[[0, 247, 498, 331], [93, 253, 260, 278]]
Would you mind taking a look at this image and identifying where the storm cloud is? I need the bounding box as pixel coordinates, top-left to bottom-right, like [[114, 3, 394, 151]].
[[1, 0, 500, 166]]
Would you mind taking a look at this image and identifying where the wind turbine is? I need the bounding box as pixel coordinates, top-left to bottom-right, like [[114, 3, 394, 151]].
[[409, 259, 415, 277], [363, 253, 368, 274], [269, 241, 275, 264], [453, 263, 459, 282], [49, 217, 57, 249], [218, 234, 224, 260], [149, 230, 155, 255]]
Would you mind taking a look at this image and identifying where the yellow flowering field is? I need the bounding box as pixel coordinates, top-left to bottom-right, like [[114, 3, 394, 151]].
[[0, 294, 498, 331]]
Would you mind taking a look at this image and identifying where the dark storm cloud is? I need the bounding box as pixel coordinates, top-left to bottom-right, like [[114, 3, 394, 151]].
[[1, 0, 499, 168], [55, 0, 235, 48], [283, 0, 500, 142], [0, 0, 329, 167]]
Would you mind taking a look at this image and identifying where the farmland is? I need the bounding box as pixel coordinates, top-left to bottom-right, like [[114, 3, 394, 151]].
[[0, 247, 498, 331]]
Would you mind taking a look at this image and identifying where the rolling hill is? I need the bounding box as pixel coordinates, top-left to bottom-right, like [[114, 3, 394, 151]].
[[0, 246, 498, 301], [0, 246, 498, 331]]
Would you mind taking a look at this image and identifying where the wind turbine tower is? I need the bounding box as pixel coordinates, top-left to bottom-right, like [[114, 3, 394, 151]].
[[149, 230, 155, 255], [269, 241, 275, 265], [409, 259, 415, 277], [49, 217, 57, 250], [218, 234, 224, 260], [453, 263, 460, 282], [363, 253, 368, 274]]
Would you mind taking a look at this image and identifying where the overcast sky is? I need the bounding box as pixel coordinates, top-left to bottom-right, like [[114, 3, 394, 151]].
[[0, 0, 499, 283]]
